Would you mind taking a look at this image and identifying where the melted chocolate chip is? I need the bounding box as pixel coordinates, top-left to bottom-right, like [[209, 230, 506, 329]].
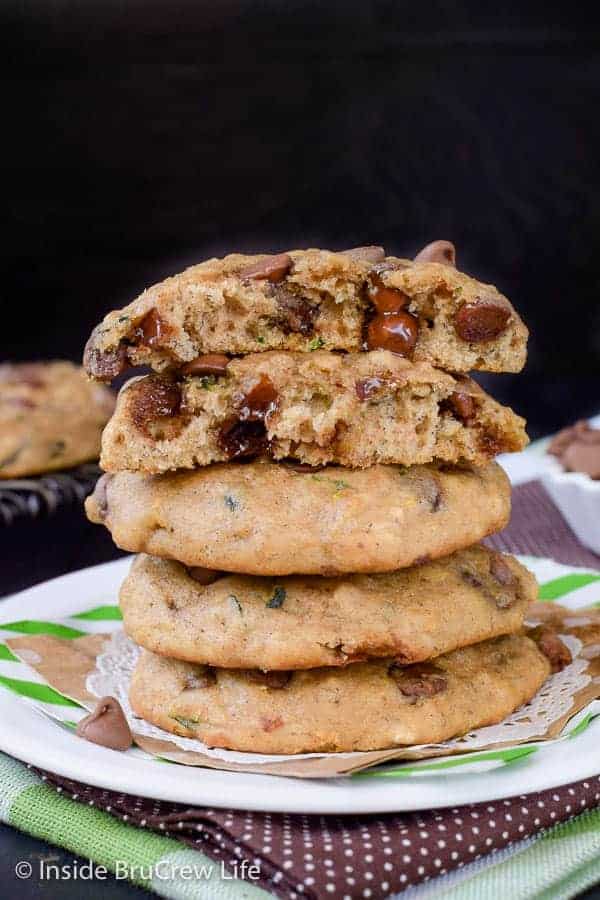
[[489, 553, 515, 587], [245, 670, 293, 689], [130, 376, 182, 433], [83, 340, 129, 381], [184, 667, 217, 689], [188, 567, 223, 585], [135, 309, 171, 347], [238, 375, 278, 422], [366, 311, 419, 356], [442, 390, 477, 425], [218, 419, 270, 459], [389, 662, 448, 702], [455, 299, 511, 342], [355, 377, 385, 401], [239, 253, 292, 282], [272, 286, 317, 335], [181, 354, 230, 377], [529, 626, 572, 673]]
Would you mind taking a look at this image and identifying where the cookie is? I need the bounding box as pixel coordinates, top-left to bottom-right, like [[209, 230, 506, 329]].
[[0, 362, 115, 478], [83, 243, 528, 381], [128, 634, 551, 753], [120, 548, 536, 670], [86, 460, 511, 575], [99, 351, 527, 473]]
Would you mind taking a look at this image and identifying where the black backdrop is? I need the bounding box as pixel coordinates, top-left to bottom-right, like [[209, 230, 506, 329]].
[[4, 0, 600, 437]]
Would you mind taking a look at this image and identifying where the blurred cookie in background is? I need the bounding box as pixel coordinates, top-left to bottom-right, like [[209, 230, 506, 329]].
[[0, 361, 114, 478]]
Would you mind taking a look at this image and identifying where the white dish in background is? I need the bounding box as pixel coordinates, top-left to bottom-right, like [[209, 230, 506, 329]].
[[540, 454, 600, 555], [0, 557, 600, 814]]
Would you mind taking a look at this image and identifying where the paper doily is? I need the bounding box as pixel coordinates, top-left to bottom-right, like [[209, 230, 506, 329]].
[[87, 630, 589, 765]]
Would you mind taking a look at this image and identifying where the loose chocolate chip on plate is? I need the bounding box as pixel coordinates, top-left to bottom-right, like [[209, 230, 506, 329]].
[[75, 696, 133, 751], [181, 354, 230, 377], [414, 240, 456, 266], [366, 311, 419, 356], [455, 299, 511, 342], [239, 253, 292, 282], [340, 245, 386, 263]]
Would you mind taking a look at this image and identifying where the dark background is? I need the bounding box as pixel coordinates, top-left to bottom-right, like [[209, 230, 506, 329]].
[[4, 1, 600, 438], [1, 5, 600, 896]]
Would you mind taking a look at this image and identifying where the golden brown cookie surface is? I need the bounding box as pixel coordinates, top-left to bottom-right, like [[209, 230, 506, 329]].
[[99, 351, 527, 473], [120, 548, 536, 669], [0, 361, 114, 478], [84, 246, 528, 380], [86, 460, 511, 575], [129, 634, 550, 753]]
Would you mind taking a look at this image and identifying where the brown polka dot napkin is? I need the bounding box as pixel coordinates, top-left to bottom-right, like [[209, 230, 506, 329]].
[[35, 481, 600, 898]]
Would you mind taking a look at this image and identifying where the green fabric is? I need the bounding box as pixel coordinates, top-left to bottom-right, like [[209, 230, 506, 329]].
[[538, 574, 600, 601], [0, 752, 272, 898]]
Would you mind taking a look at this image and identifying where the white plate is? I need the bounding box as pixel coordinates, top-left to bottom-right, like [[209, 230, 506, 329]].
[[1, 556, 600, 814]]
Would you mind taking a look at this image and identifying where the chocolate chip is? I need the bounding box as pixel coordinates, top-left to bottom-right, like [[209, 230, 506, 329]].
[[282, 460, 327, 473], [355, 377, 385, 401], [245, 670, 293, 689], [414, 240, 456, 266], [272, 286, 317, 335], [93, 473, 112, 521], [218, 419, 270, 459], [239, 253, 292, 282], [489, 553, 515, 587], [368, 277, 410, 315], [188, 567, 223, 586], [184, 667, 217, 689], [366, 311, 419, 356], [83, 339, 129, 381], [130, 376, 182, 432], [529, 626, 572, 673], [237, 375, 278, 422], [443, 390, 476, 425], [180, 354, 230, 377], [455, 299, 511, 342], [389, 662, 447, 702], [135, 309, 170, 347], [75, 696, 133, 751], [460, 569, 484, 590], [340, 245, 386, 263]]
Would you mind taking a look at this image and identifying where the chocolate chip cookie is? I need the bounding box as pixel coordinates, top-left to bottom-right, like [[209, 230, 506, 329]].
[[128, 633, 551, 753], [83, 243, 528, 380], [85, 459, 511, 575], [0, 361, 115, 478], [99, 351, 527, 473], [120, 547, 536, 670]]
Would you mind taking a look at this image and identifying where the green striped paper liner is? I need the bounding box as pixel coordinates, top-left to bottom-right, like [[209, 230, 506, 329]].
[[1, 557, 600, 779]]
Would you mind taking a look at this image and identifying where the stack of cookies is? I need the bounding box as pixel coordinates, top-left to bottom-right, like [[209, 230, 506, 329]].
[[84, 241, 560, 754]]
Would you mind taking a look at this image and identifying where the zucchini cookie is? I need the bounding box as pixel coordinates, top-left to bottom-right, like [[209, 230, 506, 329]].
[[0, 361, 114, 478], [129, 633, 553, 753], [83, 242, 528, 380], [86, 460, 511, 575], [100, 351, 527, 473], [120, 547, 536, 670]]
